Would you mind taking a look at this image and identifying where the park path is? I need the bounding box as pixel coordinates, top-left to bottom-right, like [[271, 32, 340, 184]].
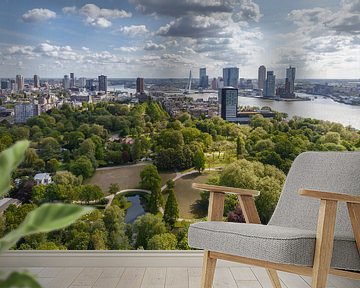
[[105, 167, 223, 216]]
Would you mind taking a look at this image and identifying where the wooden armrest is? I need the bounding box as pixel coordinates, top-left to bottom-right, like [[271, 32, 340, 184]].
[[192, 183, 260, 197], [299, 189, 360, 204]]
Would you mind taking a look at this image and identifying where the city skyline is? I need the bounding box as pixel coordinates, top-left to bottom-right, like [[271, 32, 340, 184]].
[[0, 0, 359, 79]]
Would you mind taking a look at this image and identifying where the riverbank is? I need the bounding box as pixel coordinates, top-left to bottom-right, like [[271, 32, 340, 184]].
[[189, 92, 360, 129]]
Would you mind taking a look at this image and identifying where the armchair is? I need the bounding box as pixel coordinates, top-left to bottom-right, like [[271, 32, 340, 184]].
[[188, 152, 360, 288]]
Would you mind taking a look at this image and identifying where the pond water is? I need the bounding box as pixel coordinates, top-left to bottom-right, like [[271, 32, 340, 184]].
[[124, 195, 146, 223]]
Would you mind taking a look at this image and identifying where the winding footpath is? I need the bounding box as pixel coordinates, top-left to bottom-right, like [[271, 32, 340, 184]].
[[105, 167, 223, 212]]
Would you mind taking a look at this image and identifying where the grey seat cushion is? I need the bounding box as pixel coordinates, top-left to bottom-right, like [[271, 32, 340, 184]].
[[188, 221, 360, 271]]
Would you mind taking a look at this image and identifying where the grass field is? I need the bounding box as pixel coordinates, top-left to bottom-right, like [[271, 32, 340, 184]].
[[171, 172, 213, 219], [86, 164, 214, 219], [85, 164, 175, 194]]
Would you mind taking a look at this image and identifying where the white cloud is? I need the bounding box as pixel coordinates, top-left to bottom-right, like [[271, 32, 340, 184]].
[[80, 4, 131, 28], [115, 46, 140, 52], [62, 4, 132, 28], [119, 25, 149, 36], [6, 45, 35, 56], [144, 41, 166, 50], [22, 8, 56, 23], [62, 6, 77, 14]]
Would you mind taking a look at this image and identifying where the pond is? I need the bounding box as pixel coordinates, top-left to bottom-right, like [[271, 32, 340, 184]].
[[124, 194, 146, 223]]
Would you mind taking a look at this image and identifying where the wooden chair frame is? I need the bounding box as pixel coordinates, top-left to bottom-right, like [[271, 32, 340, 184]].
[[192, 183, 360, 288]]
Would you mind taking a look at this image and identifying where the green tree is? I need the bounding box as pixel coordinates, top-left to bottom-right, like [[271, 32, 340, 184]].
[[39, 137, 61, 161], [78, 185, 104, 204], [69, 156, 94, 179], [4, 204, 37, 232], [163, 188, 179, 228], [23, 148, 39, 168], [77, 138, 96, 161], [108, 183, 120, 195], [46, 158, 60, 173], [236, 136, 245, 159], [31, 185, 46, 205], [157, 130, 184, 149], [140, 165, 163, 213], [148, 233, 177, 250], [103, 206, 129, 249], [53, 171, 82, 186], [133, 213, 166, 249], [193, 150, 205, 173], [219, 159, 286, 223]]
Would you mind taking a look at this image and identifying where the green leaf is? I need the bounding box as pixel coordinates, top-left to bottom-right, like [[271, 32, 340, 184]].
[[0, 204, 93, 251], [0, 140, 29, 197], [0, 271, 41, 288]]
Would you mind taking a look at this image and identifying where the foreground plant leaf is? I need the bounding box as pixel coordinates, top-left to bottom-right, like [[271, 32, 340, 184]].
[[0, 271, 41, 288], [0, 204, 93, 251], [0, 140, 29, 197]]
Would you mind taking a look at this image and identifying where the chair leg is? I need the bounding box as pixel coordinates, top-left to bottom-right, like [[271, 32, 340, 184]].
[[311, 200, 337, 288], [266, 269, 282, 288], [201, 251, 217, 288]]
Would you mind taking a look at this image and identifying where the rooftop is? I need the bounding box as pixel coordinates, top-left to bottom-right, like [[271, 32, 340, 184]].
[[1, 251, 359, 288]]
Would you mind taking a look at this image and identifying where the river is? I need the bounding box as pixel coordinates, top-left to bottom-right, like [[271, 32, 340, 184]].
[[190, 93, 360, 130]]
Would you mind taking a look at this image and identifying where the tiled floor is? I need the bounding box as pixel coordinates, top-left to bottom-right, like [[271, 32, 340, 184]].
[[1, 251, 359, 288], [2, 266, 360, 288]]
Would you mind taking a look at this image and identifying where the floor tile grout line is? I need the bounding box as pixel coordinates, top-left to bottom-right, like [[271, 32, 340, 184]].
[[249, 267, 265, 288], [110, 267, 126, 288], [66, 267, 85, 288]]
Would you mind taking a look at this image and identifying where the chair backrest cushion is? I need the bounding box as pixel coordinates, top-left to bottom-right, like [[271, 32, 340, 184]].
[[269, 152, 360, 238]]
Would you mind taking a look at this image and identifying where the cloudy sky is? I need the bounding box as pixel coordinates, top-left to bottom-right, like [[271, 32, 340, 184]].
[[0, 0, 359, 79]]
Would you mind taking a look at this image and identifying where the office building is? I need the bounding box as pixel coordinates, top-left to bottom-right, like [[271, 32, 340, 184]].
[[1, 79, 10, 90], [70, 73, 75, 88], [34, 75, 40, 88], [286, 66, 296, 96], [16, 75, 24, 91], [86, 79, 96, 91], [10, 80, 16, 91], [98, 75, 108, 93], [258, 65, 266, 91], [136, 77, 144, 93], [63, 75, 70, 90], [264, 71, 276, 98], [199, 68, 208, 89], [14, 103, 41, 123], [78, 77, 87, 88], [223, 67, 239, 88], [211, 78, 217, 90], [218, 87, 238, 120]]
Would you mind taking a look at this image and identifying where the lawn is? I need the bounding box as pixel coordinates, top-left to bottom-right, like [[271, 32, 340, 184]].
[[85, 164, 175, 194], [171, 172, 214, 219]]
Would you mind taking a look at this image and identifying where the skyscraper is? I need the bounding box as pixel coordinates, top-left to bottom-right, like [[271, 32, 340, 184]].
[[258, 65, 266, 91], [223, 67, 239, 88], [63, 75, 70, 90], [199, 68, 208, 89], [264, 71, 276, 98], [136, 77, 144, 93], [85, 79, 96, 91], [34, 75, 40, 88], [78, 77, 87, 88], [16, 75, 24, 91], [218, 87, 238, 120], [98, 75, 108, 93], [70, 73, 75, 88], [286, 66, 296, 95], [1, 79, 10, 90]]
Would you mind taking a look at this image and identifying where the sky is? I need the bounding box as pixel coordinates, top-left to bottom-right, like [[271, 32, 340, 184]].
[[0, 0, 359, 79]]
